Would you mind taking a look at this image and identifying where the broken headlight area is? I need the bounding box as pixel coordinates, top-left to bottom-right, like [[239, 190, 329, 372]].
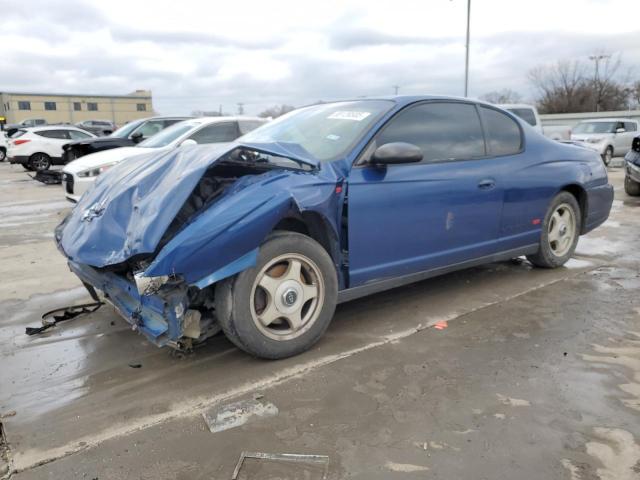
[[134, 272, 169, 296]]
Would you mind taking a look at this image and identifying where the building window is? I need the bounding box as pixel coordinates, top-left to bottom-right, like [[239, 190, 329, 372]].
[[18, 101, 31, 111], [44, 101, 57, 111], [137, 103, 147, 112], [87, 102, 98, 111], [73, 102, 82, 111]]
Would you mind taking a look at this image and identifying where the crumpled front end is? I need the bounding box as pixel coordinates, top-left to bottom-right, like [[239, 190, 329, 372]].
[[56, 143, 343, 348]]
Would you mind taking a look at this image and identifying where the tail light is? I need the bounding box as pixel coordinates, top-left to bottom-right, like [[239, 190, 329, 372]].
[[13, 139, 30, 146]]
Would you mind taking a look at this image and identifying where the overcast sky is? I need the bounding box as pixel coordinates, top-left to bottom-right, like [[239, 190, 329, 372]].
[[1, 0, 639, 115]]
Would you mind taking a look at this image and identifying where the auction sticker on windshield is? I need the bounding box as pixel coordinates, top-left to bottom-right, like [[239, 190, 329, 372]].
[[327, 111, 371, 121]]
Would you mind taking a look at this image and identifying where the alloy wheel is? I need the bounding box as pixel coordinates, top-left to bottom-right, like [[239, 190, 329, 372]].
[[30, 154, 50, 171], [250, 253, 325, 341], [548, 203, 576, 257]]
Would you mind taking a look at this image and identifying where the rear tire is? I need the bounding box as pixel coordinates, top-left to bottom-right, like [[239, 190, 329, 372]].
[[0, 148, 6, 162], [602, 146, 613, 166], [28, 153, 51, 171], [215, 231, 338, 359], [625, 175, 640, 196], [527, 192, 581, 268]]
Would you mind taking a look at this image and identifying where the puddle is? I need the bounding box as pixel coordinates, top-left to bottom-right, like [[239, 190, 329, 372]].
[[575, 236, 624, 257], [582, 332, 640, 413]]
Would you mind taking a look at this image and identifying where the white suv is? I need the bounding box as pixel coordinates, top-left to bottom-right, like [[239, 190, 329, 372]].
[[570, 118, 639, 165], [7, 126, 95, 171]]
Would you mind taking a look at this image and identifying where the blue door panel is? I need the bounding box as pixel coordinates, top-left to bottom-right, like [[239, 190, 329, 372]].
[[348, 158, 505, 287]]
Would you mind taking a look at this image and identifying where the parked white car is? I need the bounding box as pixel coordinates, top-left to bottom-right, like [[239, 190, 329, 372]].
[[62, 116, 267, 202], [498, 104, 571, 141], [0, 130, 8, 162], [570, 118, 639, 165], [7, 126, 96, 171]]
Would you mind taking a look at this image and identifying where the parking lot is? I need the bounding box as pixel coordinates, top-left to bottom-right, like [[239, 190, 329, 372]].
[[0, 160, 639, 479]]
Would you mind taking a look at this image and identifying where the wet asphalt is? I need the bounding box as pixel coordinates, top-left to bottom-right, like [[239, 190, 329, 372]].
[[0, 161, 638, 479]]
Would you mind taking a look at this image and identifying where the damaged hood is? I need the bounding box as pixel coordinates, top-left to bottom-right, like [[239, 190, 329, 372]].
[[57, 142, 327, 268]]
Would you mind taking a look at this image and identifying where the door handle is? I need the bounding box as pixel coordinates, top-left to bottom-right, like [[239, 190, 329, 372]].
[[477, 178, 496, 190]]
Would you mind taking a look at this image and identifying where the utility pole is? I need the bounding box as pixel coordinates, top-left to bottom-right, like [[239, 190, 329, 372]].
[[589, 53, 611, 112], [237, 103, 244, 115], [464, 0, 471, 97], [392, 85, 400, 95], [218, 104, 222, 116]]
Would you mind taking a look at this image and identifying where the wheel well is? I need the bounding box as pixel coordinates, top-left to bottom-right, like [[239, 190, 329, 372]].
[[561, 184, 588, 232], [30, 152, 51, 159], [272, 213, 338, 263]]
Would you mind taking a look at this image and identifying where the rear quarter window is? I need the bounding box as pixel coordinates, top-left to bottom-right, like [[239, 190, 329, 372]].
[[36, 130, 69, 140], [479, 107, 523, 156]]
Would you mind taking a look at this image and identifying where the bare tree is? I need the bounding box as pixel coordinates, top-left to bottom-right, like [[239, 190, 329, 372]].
[[258, 105, 296, 118], [528, 58, 631, 113], [479, 89, 522, 104]]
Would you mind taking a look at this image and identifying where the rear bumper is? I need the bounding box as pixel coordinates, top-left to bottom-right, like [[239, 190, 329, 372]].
[[583, 183, 614, 234], [67, 260, 189, 347]]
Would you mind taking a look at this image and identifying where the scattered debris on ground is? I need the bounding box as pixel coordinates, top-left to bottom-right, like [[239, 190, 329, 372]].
[[232, 451, 329, 480], [202, 399, 279, 433]]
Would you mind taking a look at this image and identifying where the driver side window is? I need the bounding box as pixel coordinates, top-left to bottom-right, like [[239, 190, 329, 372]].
[[375, 102, 485, 163]]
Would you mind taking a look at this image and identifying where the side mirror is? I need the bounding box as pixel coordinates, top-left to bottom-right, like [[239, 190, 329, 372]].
[[131, 132, 144, 143], [616, 128, 625, 134], [180, 139, 198, 147], [370, 142, 423, 165]]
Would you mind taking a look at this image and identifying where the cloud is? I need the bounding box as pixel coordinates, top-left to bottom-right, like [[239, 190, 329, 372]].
[[0, 0, 638, 116]]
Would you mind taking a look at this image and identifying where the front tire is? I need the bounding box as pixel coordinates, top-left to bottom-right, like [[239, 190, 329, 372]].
[[602, 146, 613, 166], [216, 232, 338, 359], [29, 153, 51, 171], [527, 192, 581, 268], [625, 175, 640, 196]]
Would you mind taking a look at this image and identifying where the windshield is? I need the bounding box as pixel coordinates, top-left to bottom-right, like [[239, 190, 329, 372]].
[[573, 122, 616, 134], [110, 119, 145, 139], [137, 121, 200, 148], [507, 108, 537, 126], [240, 100, 394, 161]]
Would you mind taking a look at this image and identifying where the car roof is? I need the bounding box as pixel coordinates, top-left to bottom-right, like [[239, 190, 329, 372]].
[[192, 116, 266, 124], [27, 125, 88, 131], [497, 103, 536, 109]]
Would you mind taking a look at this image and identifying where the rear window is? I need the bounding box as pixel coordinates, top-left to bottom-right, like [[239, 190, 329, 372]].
[[239, 120, 267, 135], [11, 129, 27, 138], [507, 108, 537, 126], [480, 106, 523, 156]]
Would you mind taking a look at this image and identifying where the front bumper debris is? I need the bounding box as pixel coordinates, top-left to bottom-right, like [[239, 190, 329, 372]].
[[68, 260, 189, 347]]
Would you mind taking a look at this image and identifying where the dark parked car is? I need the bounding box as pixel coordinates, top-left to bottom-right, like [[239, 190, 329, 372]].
[[61, 116, 191, 163], [56, 96, 613, 359], [75, 120, 117, 136], [624, 136, 640, 196]]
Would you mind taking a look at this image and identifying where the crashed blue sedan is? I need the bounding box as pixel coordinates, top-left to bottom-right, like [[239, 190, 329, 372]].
[[56, 96, 614, 359]]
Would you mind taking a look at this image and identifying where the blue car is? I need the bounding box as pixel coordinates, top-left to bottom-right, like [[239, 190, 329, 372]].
[[55, 96, 614, 359]]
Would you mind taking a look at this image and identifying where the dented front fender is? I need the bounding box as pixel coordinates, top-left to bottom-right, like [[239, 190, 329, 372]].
[[144, 168, 341, 286]]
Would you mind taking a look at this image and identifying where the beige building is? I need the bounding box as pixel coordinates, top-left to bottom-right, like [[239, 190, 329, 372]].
[[0, 90, 153, 126]]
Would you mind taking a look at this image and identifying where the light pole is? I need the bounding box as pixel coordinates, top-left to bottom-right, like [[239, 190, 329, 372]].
[[392, 85, 400, 95], [464, 0, 471, 97], [589, 54, 611, 112]]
